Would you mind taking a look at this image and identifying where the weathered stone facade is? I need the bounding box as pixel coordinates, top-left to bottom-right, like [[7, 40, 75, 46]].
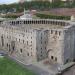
[[0, 19, 75, 65]]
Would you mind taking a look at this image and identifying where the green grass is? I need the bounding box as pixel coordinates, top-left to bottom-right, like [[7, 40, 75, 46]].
[[0, 57, 35, 75]]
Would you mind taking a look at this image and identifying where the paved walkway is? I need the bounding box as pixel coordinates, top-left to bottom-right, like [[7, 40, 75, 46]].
[[25, 65, 52, 75], [8, 56, 75, 75], [7, 56, 53, 75], [62, 65, 75, 75]]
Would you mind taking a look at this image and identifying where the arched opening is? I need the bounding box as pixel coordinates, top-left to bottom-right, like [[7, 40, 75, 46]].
[[1, 35, 4, 47]]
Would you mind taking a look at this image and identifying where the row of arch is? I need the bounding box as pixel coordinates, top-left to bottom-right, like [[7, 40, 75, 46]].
[[50, 30, 61, 35], [9, 20, 69, 26]]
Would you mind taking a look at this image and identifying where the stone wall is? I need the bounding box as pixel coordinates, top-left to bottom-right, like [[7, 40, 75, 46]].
[[47, 29, 65, 65], [63, 25, 75, 64], [36, 29, 48, 61], [0, 24, 37, 64], [0, 19, 75, 66]]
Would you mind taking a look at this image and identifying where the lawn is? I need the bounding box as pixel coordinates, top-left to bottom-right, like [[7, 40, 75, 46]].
[[0, 57, 35, 75]]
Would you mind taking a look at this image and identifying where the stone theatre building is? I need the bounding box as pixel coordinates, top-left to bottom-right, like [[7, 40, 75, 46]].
[[0, 10, 75, 66]]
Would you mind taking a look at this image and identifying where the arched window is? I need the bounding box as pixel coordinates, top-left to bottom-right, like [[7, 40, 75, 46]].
[[16, 21, 19, 24], [45, 21, 48, 24], [43, 20, 45, 24], [12, 21, 13, 24], [51, 30, 53, 34], [36, 21, 38, 24], [38, 20, 40, 24], [27, 53, 29, 56], [50, 21, 52, 24], [24, 21, 25, 24], [47, 21, 50, 24], [20, 49, 22, 53], [7, 43, 8, 47], [41, 20, 43, 24], [32, 20, 34, 24], [19, 39, 20, 42], [59, 31, 61, 36], [55, 57, 57, 61], [23, 40, 24, 44], [1, 35, 4, 47], [51, 56, 54, 59], [34, 20, 36, 24], [28, 21, 30, 24], [55, 31, 57, 35], [20, 21, 22, 24], [26, 21, 27, 24], [29, 20, 32, 24], [39, 20, 42, 24]]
